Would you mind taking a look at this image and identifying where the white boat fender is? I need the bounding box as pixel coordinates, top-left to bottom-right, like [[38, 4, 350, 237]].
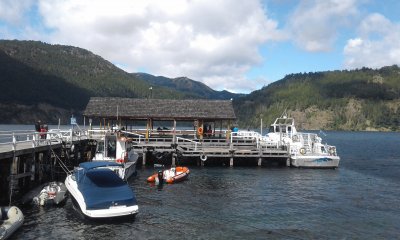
[[300, 148, 306, 155], [200, 154, 207, 161], [155, 152, 163, 160], [329, 148, 335, 155]]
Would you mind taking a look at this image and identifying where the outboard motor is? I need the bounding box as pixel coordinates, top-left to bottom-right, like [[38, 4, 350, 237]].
[[157, 170, 164, 185]]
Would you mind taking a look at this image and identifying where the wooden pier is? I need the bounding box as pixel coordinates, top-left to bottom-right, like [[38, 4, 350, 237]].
[[83, 97, 291, 167], [0, 127, 290, 205], [1, 97, 292, 205], [125, 130, 290, 167], [0, 129, 94, 205]]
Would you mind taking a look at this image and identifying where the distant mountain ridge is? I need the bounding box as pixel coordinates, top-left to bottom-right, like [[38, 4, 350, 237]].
[[132, 73, 243, 100], [0, 40, 244, 124], [234, 65, 400, 131]]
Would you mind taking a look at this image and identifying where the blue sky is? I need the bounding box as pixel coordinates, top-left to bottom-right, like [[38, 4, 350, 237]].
[[0, 0, 399, 93]]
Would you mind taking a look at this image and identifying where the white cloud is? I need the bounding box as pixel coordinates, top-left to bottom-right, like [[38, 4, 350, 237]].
[[344, 13, 400, 69], [287, 0, 360, 52], [0, 0, 34, 25], [31, 0, 285, 93]]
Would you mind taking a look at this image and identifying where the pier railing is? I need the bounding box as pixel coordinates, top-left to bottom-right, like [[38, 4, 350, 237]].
[[0, 130, 61, 151], [0, 128, 89, 152]]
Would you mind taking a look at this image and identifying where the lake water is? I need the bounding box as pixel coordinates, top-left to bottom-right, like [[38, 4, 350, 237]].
[[7, 130, 400, 239]]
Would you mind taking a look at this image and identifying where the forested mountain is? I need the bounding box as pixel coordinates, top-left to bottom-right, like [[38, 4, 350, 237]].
[[1, 40, 400, 131], [0, 40, 234, 123], [132, 73, 242, 100], [234, 65, 400, 131]]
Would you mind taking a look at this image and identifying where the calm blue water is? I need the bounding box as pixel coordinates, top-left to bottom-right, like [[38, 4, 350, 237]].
[[7, 130, 400, 239]]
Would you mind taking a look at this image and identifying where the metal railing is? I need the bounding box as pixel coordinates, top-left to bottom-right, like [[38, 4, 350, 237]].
[[0, 127, 89, 152], [176, 137, 201, 151]]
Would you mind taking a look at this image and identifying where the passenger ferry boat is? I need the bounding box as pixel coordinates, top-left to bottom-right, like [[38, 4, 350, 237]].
[[92, 132, 138, 180], [265, 113, 340, 168]]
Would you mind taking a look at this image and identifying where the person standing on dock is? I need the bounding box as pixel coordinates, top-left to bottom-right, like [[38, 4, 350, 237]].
[[35, 120, 41, 132], [40, 123, 48, 139]]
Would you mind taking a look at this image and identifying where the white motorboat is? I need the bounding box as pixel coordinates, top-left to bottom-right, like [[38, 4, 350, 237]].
[[0, 206, 24, 240], [265, 113, 340, 168], [92, 132, 138, 180], [32, 182, 68, 206], [65, 161, 139, 218]]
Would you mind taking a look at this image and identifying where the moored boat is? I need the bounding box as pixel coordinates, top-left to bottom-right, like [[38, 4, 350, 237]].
[[147, 166, 190, 184], [92, 132, 138, 180], [65, 161, 139, 218], [32, 182, 67, 206], [0, 206, 24, 240], [265, 113, 340, 168]]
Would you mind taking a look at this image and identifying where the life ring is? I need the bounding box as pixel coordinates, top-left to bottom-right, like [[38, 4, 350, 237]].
[[197, 127, 203, 135], [200, 154, 207, 161], [116, 158, 125, 163], [299, 148, 306, 155]]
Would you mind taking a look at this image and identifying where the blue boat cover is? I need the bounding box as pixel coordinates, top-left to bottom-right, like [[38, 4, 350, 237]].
[[79, 161, 122, 171], [74, 165, 137, 210]]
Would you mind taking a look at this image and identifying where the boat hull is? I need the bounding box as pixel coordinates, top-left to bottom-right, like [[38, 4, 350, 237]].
[[65, 175, 138, 218], [0, 206, 24, 240], [122, 161, 137, 181], [32, 182, 68, 206], [147, 167, 190, 184], [291, 155, 340, 168]]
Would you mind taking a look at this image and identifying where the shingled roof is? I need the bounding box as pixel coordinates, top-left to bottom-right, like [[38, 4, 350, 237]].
[[84, 97, 236, 120]]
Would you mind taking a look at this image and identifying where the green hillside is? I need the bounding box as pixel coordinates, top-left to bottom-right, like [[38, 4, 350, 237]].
[[0, 40, 245, 124], [234, 66, 400, 131], [0, 40, 191, 123], [2, 40, 400, 131]]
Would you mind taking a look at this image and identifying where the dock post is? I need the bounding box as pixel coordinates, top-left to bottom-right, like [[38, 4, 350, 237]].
[[172, 153, 176, 167], [142, 149, 147, 166], [286, 157, 291, 167], [258, 157, 262, 166], [230, 157, 234, 167]]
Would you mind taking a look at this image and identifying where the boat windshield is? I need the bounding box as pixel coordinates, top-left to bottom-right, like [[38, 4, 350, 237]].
[[107, 140, 116, 158], [85, 169, 125, 187]]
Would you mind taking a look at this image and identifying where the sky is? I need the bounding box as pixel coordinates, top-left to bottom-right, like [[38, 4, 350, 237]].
[[0, 0, 399, 93]]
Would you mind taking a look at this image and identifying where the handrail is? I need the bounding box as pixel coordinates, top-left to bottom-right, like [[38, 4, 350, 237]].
[[176, 137, 200, 151], [0, 128, 88, 151]]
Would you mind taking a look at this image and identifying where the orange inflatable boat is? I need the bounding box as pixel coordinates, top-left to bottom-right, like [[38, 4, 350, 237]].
[[147, 166, 190, 184]]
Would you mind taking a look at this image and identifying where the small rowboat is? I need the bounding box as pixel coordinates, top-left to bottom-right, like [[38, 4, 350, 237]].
[[147, 166, 190, 184], [0, 206, 24, 240], [33, 182, 68, 206]]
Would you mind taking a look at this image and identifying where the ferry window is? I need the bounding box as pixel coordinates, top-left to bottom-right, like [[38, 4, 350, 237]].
[[107, 140, 116, 158], [288, 126, 292, 133], [321, 146, 326, 153], [281, 126, 286, 133], [276, 126, 280, 132], [268, 126, 274, 133]]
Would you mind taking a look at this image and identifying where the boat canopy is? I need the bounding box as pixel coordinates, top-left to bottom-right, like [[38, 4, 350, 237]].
[[76, 168, 137, 210], [79, 161, 122, 171]]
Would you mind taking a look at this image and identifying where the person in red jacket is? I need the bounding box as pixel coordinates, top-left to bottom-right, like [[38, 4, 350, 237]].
[[40, 124, 48, 139]]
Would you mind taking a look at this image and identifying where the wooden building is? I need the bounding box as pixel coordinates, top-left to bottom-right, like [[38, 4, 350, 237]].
[[83, 97, 237, 139], [83, 97, 288, 167]]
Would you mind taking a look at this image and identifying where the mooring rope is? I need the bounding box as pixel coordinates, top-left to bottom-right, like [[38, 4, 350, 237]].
[[49, 147, 72, 175]]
